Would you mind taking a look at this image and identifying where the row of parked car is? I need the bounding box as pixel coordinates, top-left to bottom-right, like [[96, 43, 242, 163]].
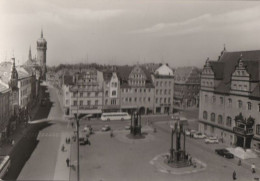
[[185, 129, 234, 159], [185, 129, 219, 144]]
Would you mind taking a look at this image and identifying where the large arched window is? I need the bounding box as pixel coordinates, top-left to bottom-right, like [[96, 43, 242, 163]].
[[226, 117, 232, 127], [211, 113, 215, 122], [218, 115, 223, 125], [203, 111, 208, 120]]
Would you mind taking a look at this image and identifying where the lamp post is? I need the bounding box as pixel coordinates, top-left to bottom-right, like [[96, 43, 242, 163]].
[[76, 86, 80, 181]]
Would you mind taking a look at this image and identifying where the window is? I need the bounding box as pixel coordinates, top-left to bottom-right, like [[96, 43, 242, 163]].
[[203, 111, 208, 120], [115, 83, 117, 87], [73, 101, 77, 106], [220, 97, 223, 104], [112, 90, 116, 96], [226, 117, 232, 127], [87, 100, 91, 106], [256, 125, 260, 135], [238, 100, 242, 108], [80, 100, 83, 106], [129, 98, 132, 102], [95, 100, 98, 105], [164, 89, 167, 94], [211, 113, 215, 122], [168, 90, 171, 95], [135, 89, 137, 93], [218, 115, 223, 125], [73, 92, 77, 97], [87, 92, 91, 97], [105, 91, 108, 96], [205, 95, 208, 102], [140, 88, 142, 93], [148, 97, 151, 102], [105, 99, 108, 105], [168, 98, 170, 103], [156, 98, 158, 103], [248, 102, 252, 110], [164, 98, 167, 103], [111, 99, 116, 105], [95, 92, 98, 97], [212, 96, 216, 103], [135, 97, 137, 102], [156, 90, 158, 95], [228, 98, 232, 105], [160, 90, 162, 95]]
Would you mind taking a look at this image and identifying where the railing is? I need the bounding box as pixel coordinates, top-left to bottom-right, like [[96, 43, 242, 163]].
[[233, 127, 254, 135]]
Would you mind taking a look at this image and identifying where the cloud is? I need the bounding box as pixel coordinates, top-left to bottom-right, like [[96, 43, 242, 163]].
[[130, 6, 260, 36]]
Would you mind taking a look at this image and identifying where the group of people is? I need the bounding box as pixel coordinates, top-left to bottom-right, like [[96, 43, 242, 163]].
[[233, 162, 257, 180]]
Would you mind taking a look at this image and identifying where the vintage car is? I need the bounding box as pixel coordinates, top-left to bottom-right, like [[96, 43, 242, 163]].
[[215, 149, 234, 159]]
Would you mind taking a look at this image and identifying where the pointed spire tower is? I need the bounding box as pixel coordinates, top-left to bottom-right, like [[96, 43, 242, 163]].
[[9, 57, 18, 90]]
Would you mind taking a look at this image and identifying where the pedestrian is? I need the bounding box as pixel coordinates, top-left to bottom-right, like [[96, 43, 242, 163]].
[[233, 170, 237, 180], [252, 163, 256, 173], [238, 159, 241, 166], [66, 158, 70, 167], [68, 138, 70, 144], [189, 156, 192, 165], [61, 144, 65, 152]]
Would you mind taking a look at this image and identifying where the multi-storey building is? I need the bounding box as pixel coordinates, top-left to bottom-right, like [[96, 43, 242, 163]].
[[103, 71, 120, 112], [64, 68, 104, 118], [199, 49, 260, 150], [17, 68, 33, 108], [173, 67, 200, 109], [0, 58, 19, 139], [151, 64, 174, 114], [0, 82, 12, 140], [117, 65, 154, 114]]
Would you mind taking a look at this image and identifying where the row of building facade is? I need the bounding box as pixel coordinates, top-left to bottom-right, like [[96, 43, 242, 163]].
[[51, 64, 201, 119]]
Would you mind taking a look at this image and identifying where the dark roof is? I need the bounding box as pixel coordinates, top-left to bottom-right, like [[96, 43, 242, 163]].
[[116, 65, 133, 81], [210, 61, 224, 80], [63, 75, 73, 85], [210, 50, 260, 96], [103, 71, 113, 82], [219, 50, 260, 83]]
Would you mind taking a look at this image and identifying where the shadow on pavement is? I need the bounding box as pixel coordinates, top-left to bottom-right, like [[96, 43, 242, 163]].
[[3, 122, 53, 180], [33, 85, 53, 121]]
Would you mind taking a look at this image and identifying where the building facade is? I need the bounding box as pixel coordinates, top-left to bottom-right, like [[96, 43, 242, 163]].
[[152, 64, 174, 114], [173, 67, 200, 109], [117, 65, 154, 114], [103, 71, 120, 112], [65, 69, 104, 118], [199, 49, 260, 150]]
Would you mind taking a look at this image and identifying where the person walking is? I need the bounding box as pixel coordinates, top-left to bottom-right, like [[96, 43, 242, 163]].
[[66, 158, 70, 167], [233, 170, 237, 180], [252, 163, 256, 173], [238, 159, 241, 166]]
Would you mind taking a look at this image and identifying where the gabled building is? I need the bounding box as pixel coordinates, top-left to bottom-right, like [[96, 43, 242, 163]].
[[102, 71, 120, 112], [64, 68, 104, 118], [199, 49, 260, 150], [173, 66, 200, 109], [117, 65, 154, 114], [151, 64, 174, 114]]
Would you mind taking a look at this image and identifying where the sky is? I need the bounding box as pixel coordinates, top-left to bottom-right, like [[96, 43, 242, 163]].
[[1, 0, 260, 68]]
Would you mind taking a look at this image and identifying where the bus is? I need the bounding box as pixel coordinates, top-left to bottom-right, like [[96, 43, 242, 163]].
[[101, 112, 131, 121], [0, 155, 10, 179]]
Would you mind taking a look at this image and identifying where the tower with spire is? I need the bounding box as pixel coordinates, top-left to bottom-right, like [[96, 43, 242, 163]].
[[37, 29, 47, 79], [9, 57, 18, 90]]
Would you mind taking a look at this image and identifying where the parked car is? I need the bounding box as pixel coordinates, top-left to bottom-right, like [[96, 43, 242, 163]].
[[205, 136, 219, 144], [185, 129, 197, 136], [215, 149, 234, 159], [193, 132, 206, 139], [124, 125, 131, 130], [83, 125, 93, 135], [101, 125, 111, 132]]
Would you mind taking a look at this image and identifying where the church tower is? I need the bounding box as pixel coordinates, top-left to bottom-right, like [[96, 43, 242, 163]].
[[37, 29, 47, 79], [9, 57, 18, 89]]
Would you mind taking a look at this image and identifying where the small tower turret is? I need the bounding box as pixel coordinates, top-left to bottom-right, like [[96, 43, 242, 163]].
[[37, 29, 47, 80]]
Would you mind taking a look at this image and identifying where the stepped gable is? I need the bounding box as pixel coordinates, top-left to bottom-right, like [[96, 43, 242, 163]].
[[210, 50, 260, 95], [218, 50, 260, 83]]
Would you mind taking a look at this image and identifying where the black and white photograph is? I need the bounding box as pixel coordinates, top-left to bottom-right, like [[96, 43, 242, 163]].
[[1, 0, 260, 180]]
